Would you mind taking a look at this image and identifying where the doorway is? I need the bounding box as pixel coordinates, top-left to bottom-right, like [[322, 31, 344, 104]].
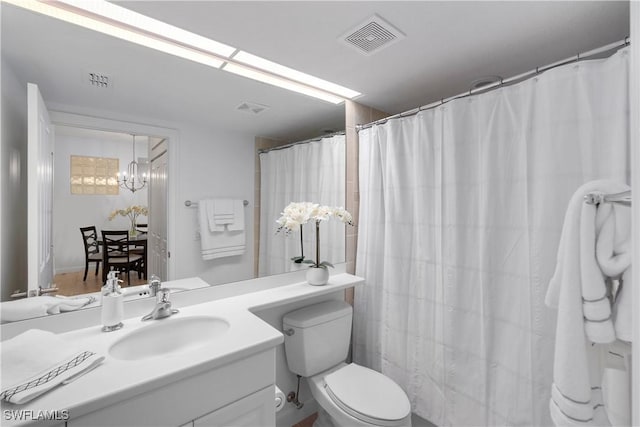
[[46, 111, 176, 295]]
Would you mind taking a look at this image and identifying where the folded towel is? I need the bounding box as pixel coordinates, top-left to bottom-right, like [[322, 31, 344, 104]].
[[1, 295, 97, 323], [198, 202, 245, 260], [210, 199, 235, 229], [546, 180, 629, 426], [1, 329, 104, 404], [227, 199, 245, 231]]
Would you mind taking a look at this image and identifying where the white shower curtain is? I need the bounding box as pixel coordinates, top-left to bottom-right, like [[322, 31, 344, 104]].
[[259, 135, 346, 276], [354, 48, 630, 426]]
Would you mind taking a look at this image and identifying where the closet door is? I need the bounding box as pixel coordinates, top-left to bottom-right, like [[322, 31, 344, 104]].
[[149, 139, 168, 280]]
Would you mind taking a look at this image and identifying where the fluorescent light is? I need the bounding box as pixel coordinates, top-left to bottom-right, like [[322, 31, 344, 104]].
[[233, 51, 361, 99], [6, 0, 362, 103], [55, 0, 236, 58], [224, 63, 345, 104], [4, 0, 226, 68]]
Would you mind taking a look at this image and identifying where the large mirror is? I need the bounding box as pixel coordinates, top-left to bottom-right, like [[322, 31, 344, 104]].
[[1, 2, 348, 320]]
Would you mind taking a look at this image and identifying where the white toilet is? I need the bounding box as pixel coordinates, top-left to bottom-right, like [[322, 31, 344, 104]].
[[283, 300, 412, 427]]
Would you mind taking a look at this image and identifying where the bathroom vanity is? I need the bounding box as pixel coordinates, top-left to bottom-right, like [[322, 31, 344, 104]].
[[0, 271, 363, 427]]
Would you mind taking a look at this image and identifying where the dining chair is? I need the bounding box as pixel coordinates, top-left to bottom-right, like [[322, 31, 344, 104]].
[[79, 226, 102, 281], [101, 230, 143, 286]]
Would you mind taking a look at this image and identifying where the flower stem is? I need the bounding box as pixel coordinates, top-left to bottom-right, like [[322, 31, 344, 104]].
[[299, 224, 304, 259], [315, 220, 320, 268]]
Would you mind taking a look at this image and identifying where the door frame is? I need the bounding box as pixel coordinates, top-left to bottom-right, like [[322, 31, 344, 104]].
[[48, 111, 178, 281]]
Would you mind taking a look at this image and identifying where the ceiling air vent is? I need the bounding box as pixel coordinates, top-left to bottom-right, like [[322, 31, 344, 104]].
[[236, 101, 269, 115], [340, 14, 405, 56], [87, 72, 111, 88]]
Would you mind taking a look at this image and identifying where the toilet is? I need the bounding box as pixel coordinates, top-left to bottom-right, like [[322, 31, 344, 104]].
[[283, 300, 412, 427]]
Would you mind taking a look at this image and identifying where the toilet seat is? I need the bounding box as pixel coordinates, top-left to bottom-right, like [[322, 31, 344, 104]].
[[323, 364, 411, 426]]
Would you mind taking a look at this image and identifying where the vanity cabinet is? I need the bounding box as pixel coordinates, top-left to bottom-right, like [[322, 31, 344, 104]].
[[67, 349, 275, 427], [189, 386, 273, 426]]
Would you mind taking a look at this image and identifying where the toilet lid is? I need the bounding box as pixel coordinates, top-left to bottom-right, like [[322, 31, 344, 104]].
[[324, 364, 411, 426]]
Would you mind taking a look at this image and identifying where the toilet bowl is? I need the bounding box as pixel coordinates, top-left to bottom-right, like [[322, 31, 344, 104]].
[[308, 363, 412, 427], [283, 300, 412, 427]]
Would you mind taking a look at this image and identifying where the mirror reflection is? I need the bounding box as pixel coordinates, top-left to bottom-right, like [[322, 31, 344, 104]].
[[1, 3, 347, 322]]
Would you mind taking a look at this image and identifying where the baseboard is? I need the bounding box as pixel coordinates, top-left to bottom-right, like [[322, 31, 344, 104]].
[[54, 266, 85, 275]]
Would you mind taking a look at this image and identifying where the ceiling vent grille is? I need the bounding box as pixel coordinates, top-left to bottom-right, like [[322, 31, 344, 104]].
[[236, 101, 269, 115], [87, 72, 111, 88], [340, 14, 405, 56]]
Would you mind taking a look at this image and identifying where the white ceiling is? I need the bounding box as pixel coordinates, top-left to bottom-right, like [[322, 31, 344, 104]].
[[1, 1, 629, 141]]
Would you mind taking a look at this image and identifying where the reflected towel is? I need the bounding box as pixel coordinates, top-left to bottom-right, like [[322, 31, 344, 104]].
[[1, 329, 104, 404], [0, 295, 96, 322], [227, 199, 245, 231], [199, 201, 245, 260]]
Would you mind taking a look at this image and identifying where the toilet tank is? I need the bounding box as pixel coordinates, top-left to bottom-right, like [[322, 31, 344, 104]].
[[283, 300, 353, 377]]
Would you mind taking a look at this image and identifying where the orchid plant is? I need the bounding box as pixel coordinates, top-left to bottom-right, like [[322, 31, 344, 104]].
[[276, 202, 354, 269]]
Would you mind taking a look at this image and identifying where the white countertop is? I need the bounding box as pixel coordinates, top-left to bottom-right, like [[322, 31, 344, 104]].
[[0, 273, 363, 426]]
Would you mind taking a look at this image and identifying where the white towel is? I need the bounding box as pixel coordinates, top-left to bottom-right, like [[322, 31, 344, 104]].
[[203, 199, 245, 232], [545, 180, 629, 426], [1, 329, 104, 404], [198, 202, 245, 260], [602, 340, 632, 426], [227, 199, 245, 231], [0, 295, 96, 323], [594, 199, 633, 342]]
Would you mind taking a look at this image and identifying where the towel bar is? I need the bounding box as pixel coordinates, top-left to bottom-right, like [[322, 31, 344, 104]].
[[584, 190, 631, 206], [185, 199, 249, 208]]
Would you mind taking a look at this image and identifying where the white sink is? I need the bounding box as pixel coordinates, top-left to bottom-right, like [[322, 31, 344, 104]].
[[109, 315, 230, 361]]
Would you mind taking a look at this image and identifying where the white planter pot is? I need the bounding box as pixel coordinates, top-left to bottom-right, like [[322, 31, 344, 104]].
[[306, 267, 329, 286]]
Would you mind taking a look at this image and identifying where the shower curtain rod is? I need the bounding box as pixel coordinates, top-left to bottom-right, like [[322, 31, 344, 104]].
[[356, 37, 631, 132], [257, 130, 345, 154]]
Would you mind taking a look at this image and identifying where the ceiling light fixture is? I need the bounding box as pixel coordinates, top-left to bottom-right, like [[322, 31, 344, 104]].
[[4, 0, 361, 104], [3, 0, 227, 68], [223, 63, 346, 105], [232, 51, 361, 99], [117, 134, 147, 193]]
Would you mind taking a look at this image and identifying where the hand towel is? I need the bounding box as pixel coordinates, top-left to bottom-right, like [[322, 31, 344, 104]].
[[1, 329, 104, 404], [204, 199, 225, 232], [226, 199, 245, 231], [1, 295, 97, 322], [545, 180, 629, 426], [198, 202, 245, 260]]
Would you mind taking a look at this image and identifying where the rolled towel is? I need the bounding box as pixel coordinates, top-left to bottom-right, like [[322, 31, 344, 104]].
[[1, 329, 104, 404]]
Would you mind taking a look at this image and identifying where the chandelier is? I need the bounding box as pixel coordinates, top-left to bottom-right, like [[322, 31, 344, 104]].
[[117, 134, 147, 193]]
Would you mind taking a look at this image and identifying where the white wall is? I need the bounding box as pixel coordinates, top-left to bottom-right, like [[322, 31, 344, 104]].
[[53, 129, 148, 273], [173, 125, 256, 285], [1, 61, 28, 301]]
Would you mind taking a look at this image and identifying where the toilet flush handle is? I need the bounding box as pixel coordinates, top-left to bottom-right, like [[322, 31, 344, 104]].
[[283, 328, 295, 336]]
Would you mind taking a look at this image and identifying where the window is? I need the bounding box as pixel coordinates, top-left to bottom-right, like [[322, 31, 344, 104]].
[[70, 155, 119, 195]]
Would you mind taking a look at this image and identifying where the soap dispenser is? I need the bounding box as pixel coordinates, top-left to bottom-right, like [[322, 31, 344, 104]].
[[101, 271, 124, 332]]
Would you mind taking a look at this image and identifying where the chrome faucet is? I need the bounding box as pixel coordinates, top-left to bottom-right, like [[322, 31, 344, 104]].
[[142, 288, 179, 321], [148, 275, 162, 297]]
